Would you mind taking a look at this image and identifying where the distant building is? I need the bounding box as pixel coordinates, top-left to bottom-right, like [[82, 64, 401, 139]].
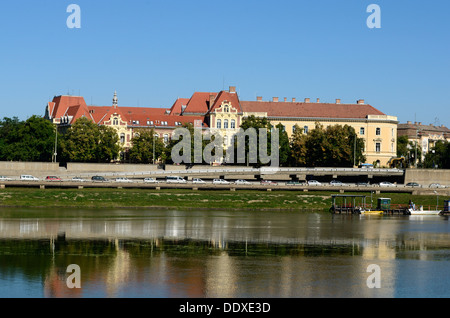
[[397, 121, 450, 162], [44, 87, 398, 166]]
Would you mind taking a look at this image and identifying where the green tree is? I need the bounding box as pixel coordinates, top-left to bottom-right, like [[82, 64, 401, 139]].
[[423, 140, 450, 169], [275, 123, 292, 166], [290, 124, 307, 166], [0, 116, 55, 162], [128, 128, 165, 164], [59, 117, 120, 163]]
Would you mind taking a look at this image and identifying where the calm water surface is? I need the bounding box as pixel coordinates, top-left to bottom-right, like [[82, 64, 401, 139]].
[[0, 207, 449, 298]]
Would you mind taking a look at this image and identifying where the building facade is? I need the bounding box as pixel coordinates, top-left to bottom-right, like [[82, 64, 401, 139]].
[[45, 87, 398, 166]]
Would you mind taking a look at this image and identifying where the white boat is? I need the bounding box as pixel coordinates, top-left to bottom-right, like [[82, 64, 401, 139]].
[[408, 207, 441, 215]]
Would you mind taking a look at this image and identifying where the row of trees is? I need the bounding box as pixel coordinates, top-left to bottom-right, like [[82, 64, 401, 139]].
[[0, 115, 366, 167], [8, 115, 449, 169]]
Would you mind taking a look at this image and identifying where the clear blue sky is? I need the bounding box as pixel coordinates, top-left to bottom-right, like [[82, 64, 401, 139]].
[[0, 0, 449, 127]]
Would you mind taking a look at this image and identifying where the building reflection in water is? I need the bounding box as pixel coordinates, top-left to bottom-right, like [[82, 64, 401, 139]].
[[0, 210, 449, 297]]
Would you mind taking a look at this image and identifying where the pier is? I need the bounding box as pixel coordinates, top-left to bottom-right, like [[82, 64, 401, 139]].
[[330, 195, 409, 215]]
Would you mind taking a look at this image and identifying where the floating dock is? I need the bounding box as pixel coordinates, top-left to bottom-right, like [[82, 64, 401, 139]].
[[330, 195, 408, 215]]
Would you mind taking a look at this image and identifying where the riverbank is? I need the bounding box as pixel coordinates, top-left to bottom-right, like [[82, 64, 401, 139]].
[[0, 187, 444, 211]]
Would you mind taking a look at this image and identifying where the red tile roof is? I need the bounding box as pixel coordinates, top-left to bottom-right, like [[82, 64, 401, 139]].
[[169, 98, 190, 116], [209, 90, 242, 113], [240, 101, 385, 119], [183, 92, 218, 114]]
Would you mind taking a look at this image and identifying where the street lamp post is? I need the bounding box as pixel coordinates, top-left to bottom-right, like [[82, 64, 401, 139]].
[[53, 125, 58, 163]]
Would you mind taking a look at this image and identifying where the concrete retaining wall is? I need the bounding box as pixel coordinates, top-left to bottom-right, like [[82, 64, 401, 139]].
[[404, 169, 450, 187]]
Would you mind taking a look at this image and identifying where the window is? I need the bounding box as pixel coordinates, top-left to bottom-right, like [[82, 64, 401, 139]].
[[216, 119, 221, 129], [120, 133, 125, 144], [292, 126, 296, 134], [230, 119, 235, 129], [113, 117, 118, 125], [376, 127, 381, 135], [360, 127, 365, 135], [376, 142, 381, 153], [224, 106, 229, 113], [224, 119, 228, 129], [304, 126, 309, 134], [163, 134, 169, 144]]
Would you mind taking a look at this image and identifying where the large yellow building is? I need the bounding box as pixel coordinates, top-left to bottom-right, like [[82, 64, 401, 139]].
[[240, 96, 398, 167]]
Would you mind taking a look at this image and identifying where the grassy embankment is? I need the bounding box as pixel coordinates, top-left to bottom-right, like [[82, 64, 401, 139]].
[[0, 187, 444, 211]]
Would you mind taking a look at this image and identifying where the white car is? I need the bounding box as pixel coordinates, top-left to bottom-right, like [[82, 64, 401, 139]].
[[429, 183, 445, 189], [192, 178, 206, 184], [144, 177, 159, 183], [0, 176, 12, 181], [115, 177, 133, 183], [20, 175, 39, 181], [307, 180, 321, 186], [166, 176, 187, 183], [213, 179, 230, 185], [71, 177, 86, 182], [379, 181, 396, 187], [235, 179, 251, 185]]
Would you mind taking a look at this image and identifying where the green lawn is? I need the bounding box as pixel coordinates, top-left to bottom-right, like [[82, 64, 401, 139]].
[[0, 187, 445, 211]]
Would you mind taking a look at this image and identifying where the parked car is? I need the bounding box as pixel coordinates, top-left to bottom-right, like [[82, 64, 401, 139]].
[[235, 179, 251, 185], [71, 177, 86, 182], [330, 180, 347, 186], [45, 176, 62, 182], [91, 176, 108, 182], [144, 177, 159, 183], [192, 178, 206, 184], [359, 163, 374, 169], [356, 182, 370, 187], [429, 183, 445, 189], [286, 180, 302, 185], [261, 180, 278, 185], [20, 175, 39, 181], [379, 181, 396, 187], [307, 180, 321, 186], [166, 176, 187, 183], [115, 177, 133, 183], [0, 176, 12, 181], [213, 179, 230, 185], [405, 182, 421, 187]]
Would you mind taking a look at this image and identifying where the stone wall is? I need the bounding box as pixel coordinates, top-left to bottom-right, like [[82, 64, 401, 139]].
[[404, 169, 450, 186]]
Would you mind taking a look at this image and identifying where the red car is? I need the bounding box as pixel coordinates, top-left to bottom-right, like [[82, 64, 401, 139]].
[[46, 176, 62, 182]]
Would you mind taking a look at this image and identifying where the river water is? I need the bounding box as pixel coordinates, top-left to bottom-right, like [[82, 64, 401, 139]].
[[0, 207, 449, 298]]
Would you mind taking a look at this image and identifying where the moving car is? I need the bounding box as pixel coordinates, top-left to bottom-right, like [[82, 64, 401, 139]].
[[71, 177, 86, 182], [20, 175, 39, 181], [261, 180, 278, 185], [235, 179, 251, 185], [307, 180, 321, 186], [405, 182, 421, 187], [213, 179, 230, 184], [192, 178, 206, 184], [45, 176, 62, 182], [144, 177, 158, 183], [92, 176, 108, 182], [0, 176, 12, 181], [166, 176, 187, 183], [429, 183, 445, 189], [330, 180, 345, 186], [115, 177, 133, 183], [378, 181, 396, 187], [286, 180, 302, 185]]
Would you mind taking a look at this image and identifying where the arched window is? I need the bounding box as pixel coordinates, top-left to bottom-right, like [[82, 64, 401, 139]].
[[120, 133, 125, 144], [113, 117, 119, 125], [230, 119, 235, 129], [216, 119, 221, 129], [224, 119, 229, 129]]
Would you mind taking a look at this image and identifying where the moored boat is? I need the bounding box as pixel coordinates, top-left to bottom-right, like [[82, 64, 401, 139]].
[[408, 208, 441, 215]]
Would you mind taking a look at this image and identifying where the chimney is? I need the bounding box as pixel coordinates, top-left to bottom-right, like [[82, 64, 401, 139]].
[[273, 97, 279, 102], [292, 98, 296, 102], [284, 97, 287, 102], [357, 99, 365, 105], [256, 96, 263, 102], [407, 121, 412, 124], [336, 99, 341, 104], [229, 86, 236, 93], [316, 98, 320, 103], [209, 94, 216, 110], [304, 98, 310, 103]]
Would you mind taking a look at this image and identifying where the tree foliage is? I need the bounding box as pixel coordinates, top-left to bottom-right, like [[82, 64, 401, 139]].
[[59, 117, 120, 163], [127, 128, 165, 164], [423, 140, 450, 169], [0, 116, 55, 162]]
